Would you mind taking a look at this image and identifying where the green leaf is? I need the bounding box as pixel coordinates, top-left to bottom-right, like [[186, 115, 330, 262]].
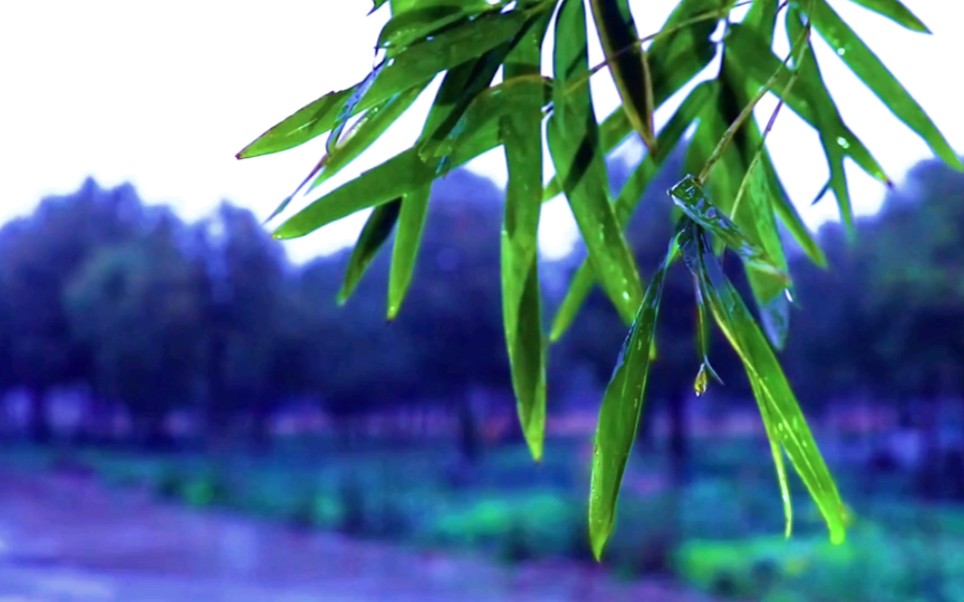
[[589, 234, 675, 561], [272, 120, 502, 240], [679, 223, 847, 544], [377, 0, 510, 54], [500, 8, 549, 462], [338, 201, 402, 304], [263, 84, 427, 225], [237, 8, 532, 159], [549, 81, 714, 341], [755, 381, 793, 539], [543, 0, 719, 201], [389, 46, 510, 319], [547, 0, 643, 326], [726, 21, 890, 184], [845, 0, 929, 33], [669, 175, 787, 280], [310, 85, 427, 195], [327, 62, 385, 155], [808, 0, 962, 171], [589, 0, 656, 149], [780, 13, 859, 234], [426, 75, 552, 162]]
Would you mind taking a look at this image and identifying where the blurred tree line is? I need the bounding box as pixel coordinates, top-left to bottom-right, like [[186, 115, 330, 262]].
[[0, 155, 960, 456]]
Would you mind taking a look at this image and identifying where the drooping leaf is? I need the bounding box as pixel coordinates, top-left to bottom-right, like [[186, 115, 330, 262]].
[[421, 75, 552, 163], [845, 0, 929, 33], [589, 0, 656, 149], [237, 8, 533, 159], [550, 81, 714, 341], [272, 120, 503, 240], [263, 84, 428, 225], [500, 6, 549, 461], [679, 223, 847, 544], [543, 0, 719, 201], [547, 0, 642, 325], [389, 47, 510, 319], [726, 20, 890, 184], [327, 62, 385, 155], [588, 234, 676, 561], [755, 381, 794, 539], [377, 0, 511, 54], [338, 201, 402, 304], [309, 85, 427, 195], [669, 175, 787, 280], [807, 0, 962, 171]]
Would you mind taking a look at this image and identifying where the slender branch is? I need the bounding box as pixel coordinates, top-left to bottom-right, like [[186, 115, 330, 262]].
[[730, 70, 799, 221], [697, 12, 812, 185]]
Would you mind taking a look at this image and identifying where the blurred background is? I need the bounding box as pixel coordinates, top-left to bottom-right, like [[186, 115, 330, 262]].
[[1, 1, 962, 601]]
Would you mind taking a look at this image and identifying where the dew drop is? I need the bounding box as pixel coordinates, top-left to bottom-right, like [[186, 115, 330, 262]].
[[836, 136, 851, 150], [836, 47, 846, 57]]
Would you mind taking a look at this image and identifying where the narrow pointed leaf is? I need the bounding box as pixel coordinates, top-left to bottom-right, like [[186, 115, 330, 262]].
[[783, 11, 857, 235], [755, 383, 794, 539], [589, 0, 656, 149], [669, 175, 786, 279], [273, 120, 502, 239], [238, 9, 532, 159], [544, 0, 719, 201], [589, 236, 674, 561], [500, 8, 549, 461], [550, 81, 713, 340], [377, 0, 511, 54], [808, 0, 963, 170], [338, 201, 402, 304], [389, 47, 508, 319], [327, 62, 385, 155], [548, 0, 642, 325], [262, 84, 428, 225], [680, 224, 847, 544], [845, 0, 929, 33], [726, 22, 890, 187], [310, 85, 427, 194]]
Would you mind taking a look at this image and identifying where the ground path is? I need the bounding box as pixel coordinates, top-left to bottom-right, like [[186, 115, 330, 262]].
[[0, 468, 720, 601]]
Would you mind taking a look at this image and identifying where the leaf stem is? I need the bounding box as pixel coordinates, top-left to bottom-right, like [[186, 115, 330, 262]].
[[697, 10, 812, 185]]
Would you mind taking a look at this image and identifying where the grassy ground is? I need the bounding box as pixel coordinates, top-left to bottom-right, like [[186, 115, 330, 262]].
[[6, 435, 963, 602]]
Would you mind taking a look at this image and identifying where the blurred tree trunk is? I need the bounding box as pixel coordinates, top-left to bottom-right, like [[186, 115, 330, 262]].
[[457, 393, 481, 465], [248, 404, 272, 454], [27, 387, 51, 443], [667, 388, 690, 487]]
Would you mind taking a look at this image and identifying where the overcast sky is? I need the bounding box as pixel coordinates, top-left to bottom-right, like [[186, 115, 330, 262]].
[[1, 1, 961, 262]]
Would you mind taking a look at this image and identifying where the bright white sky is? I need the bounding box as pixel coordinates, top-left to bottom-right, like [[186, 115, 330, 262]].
[[0, 1, 961, 263]]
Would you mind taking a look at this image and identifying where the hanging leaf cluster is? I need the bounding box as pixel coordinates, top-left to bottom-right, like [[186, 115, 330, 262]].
[[236, 0, 959, 559]]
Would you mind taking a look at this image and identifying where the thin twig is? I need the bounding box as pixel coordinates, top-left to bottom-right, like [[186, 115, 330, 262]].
[[697, 11, 812, 185]]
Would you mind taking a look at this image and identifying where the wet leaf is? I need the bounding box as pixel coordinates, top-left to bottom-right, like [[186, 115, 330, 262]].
[[808, 0, 963, 171], [338, 201, 402, 305], [327, 62, 385, 155], [589, 235, 676, 561], [547, 0, 642, 325], [669, 175, 786, 280], [272, 120, 502, 240], [543, 0, 719, 201], [589, 0, 656, 149], [845, 0, 929, 33], [500, 6, 549, 461], [377, 0, 510, 54], [550, 81, 714, 341], [680, 224, 847, 545], [237, 9, 532, 159], [310, 85, 427, 195], [755, 383, 794, 539], [389, 48, 508, 319]]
